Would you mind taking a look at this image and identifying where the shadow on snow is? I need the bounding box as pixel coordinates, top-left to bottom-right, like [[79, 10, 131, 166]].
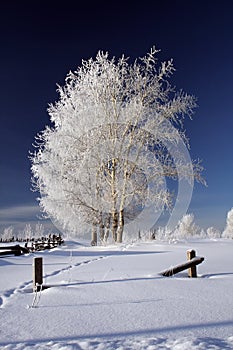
[[0, 320, 232, 347]]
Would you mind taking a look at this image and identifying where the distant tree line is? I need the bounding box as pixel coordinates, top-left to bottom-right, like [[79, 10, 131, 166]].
[[1, 208, 232, 245], [141, 208, 233, 241], [0, 223, 61, 243]]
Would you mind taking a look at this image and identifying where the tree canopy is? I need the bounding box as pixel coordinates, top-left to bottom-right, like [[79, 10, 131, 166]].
[[31, 48, 204, 243]]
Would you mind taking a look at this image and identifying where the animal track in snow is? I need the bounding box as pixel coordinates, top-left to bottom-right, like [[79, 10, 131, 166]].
[[0, 255, 106, 307], [43, 255, 105, 280]]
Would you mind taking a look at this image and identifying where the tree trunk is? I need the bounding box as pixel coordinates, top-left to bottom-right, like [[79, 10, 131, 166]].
[[91, 224, 97, 246], [112, 210, 118, 242], [104, 215, 110, 242], [116, 165, 128, 243], [111, 158, 118, 242], [99, 213, 105, 242], [99, 224, 105, 241], [117, 209, 124, 243]]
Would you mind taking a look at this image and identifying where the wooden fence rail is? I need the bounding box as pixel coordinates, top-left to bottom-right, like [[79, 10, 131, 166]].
[[0, 245, 28, 256], [160, 250, 204, 277]]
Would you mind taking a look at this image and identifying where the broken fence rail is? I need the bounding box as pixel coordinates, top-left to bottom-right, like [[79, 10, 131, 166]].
[[160, 250, 204, 277]]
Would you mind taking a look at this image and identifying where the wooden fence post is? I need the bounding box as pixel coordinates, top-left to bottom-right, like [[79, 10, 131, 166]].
[[33, 257, 43, 289], [187, 249, 197, 277]]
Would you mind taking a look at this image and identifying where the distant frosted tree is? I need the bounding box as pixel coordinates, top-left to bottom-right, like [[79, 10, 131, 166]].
[[22, 224, 33, 240], [172, 213, 200, 239], [222, 208, 233, 238], [206, 226, 221, 239], [31, 48, 204, 244], [1, 226, 14, 241], [34, 223, 45, 239]]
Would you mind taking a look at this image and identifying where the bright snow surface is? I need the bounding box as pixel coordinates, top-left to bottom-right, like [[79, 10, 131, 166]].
[[0, 239, 233, 349]]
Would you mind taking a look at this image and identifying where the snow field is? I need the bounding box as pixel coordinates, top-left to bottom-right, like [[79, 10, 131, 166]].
[[0, 239, 233, 349]]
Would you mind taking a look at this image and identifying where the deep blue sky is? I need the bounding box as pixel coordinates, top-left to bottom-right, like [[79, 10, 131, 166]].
[[0, 0, 232, 232]]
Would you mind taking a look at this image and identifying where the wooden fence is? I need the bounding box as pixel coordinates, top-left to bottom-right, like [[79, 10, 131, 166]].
[[0, 244, 28, 256], [0, 235, 64, 256]]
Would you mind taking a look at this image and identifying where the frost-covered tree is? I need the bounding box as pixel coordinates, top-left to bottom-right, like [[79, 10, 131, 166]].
[[206, 226, 221, 239], [31, 48, 204, 243], [1, 226, 14, 242], [22, 223, 33, 240], [34, 223, 45, 239], [222, 208, 233, 238], [172, 213, 200, 239]]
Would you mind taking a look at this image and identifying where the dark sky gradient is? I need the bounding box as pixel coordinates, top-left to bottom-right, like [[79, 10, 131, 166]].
[[0, 0, 232, 231]]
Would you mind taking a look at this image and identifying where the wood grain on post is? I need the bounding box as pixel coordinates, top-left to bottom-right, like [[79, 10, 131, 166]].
[[33, 257, 43, 289], [187, 249, 197, 277]]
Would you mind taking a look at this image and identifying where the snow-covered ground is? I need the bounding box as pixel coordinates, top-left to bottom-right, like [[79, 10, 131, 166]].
[[0, 238, 233, 349]]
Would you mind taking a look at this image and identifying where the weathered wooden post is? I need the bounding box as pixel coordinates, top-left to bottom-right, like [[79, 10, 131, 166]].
[[187, 249, 197, 278], [33, 257, 43, 290]]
